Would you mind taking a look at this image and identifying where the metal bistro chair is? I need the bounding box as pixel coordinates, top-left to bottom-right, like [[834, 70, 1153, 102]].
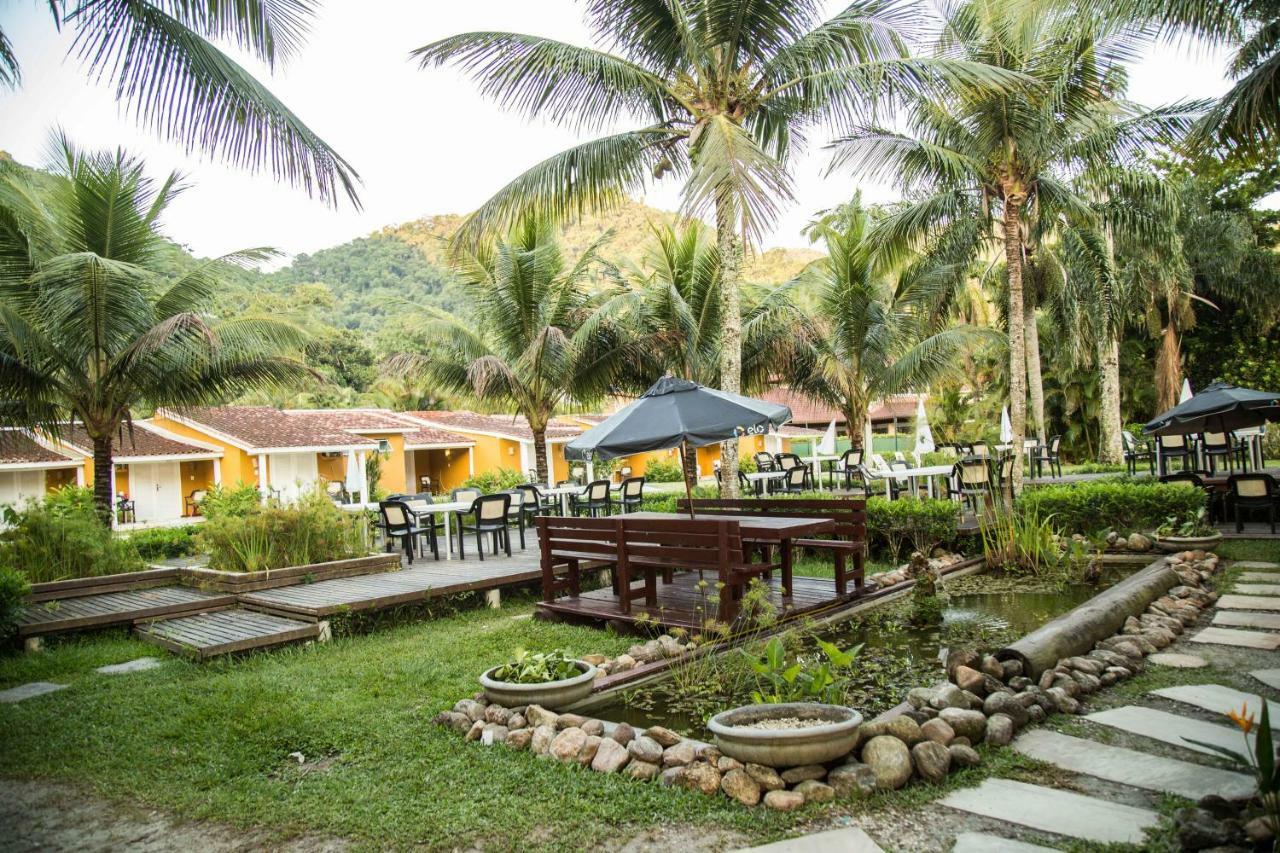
[[1122, 431, 1155, 476], [570, 479, 612, 517], [831, 447, 865, 491], [379, 499, 432, 563], [116, 495, 135, 525], [1031, 435, 1063, 479], [612, 476, 646, 513], [458, 493, 513, 560], [1157, 433, 1194, 475], [1201, 431, 1248, 475], [777, 464, 810, 495], [948, 458, 991, 515], [1226, 473, 1278, 534], [1160, 471, 1223, 524]]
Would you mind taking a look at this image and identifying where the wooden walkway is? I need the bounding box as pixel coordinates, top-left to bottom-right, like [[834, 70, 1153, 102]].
[[536, 572, 851, 632], [17, 586, 236, 638], [238, 552, 544, 619], [136, 610, 321, 660]]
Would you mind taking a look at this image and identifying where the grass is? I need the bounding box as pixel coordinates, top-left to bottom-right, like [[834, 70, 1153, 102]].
[[1216, 538, 1280, 563]]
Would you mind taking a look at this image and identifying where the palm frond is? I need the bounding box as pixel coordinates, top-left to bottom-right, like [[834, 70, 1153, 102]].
[[682, 114, 794, 246]]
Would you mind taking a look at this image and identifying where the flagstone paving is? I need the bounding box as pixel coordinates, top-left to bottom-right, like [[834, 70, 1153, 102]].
[[1252, 668, 1280, 690], [1085, 705, 1254, 760], [1240, 572, 1280, 581], [1189, 625, 1280, 649], [1214, 610, 1280, 630], [950, 833, 1057, 853], [1149, 652, 1209, 667], [1231, 561, 1280, 570], [1012, 728, 1255, 800], [95, 657, 163, 675], [1218, 593, 1280, 611], [1234, 583, 1280, 596], [1152, 683, 1275, 727], [736, 827, 884, 853], [0, 681, 67, 703], [938, 778, 1160, 845]]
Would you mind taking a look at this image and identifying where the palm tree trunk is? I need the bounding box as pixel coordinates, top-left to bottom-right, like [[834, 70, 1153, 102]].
[[1097, 333, 1124, 464], [1024, 296, 1045, 442], [92, 434, 114, 526], [716, 193, 743, 498], [1003, 193, 1028, 492], [531, 427, 549, 487], [681, 441, 698, 492], [1156, 324, 1182, 412]]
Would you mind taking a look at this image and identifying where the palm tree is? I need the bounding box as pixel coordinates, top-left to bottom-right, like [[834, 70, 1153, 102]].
[[0, 1, 358, 204], [612, 221, 808, 485], [0, 138, 313, 522], [387, 215, 629, 486], [413, 0, 1017, 494], [786, 195, 977, 447], [828, 0, 1193, 488]]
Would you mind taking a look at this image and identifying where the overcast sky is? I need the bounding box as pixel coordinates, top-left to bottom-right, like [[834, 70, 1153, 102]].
[[0, 1, 1238, 264]]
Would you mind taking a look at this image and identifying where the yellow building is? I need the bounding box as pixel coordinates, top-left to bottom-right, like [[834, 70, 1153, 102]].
[[405, 411, 584, 486], [0, 428, 84, 507]]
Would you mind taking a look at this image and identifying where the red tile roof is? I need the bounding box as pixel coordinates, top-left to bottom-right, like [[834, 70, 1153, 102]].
[[293, 410, 473, 447], [165, 407, 379, 450], [406, 411, 584, 441], [58, 423, 220, 459], [0, 430, 78, 465]]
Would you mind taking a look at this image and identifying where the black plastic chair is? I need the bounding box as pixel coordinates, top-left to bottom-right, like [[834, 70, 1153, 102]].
[[459, 493, 512, 560], [753, 451, 777, 472], [887, 459, 914, 499], [1227, 473, 1278, 534], [1031, 436, 1062, 479], [1157, 434, 1194, 475], [970, 441, 990, 459], [571, 479, 612, 517], [405, 493, 444, 559], [947, 458, 991, 514], [777, 465, 809, 495], [502, 489, 532, 549], [1122, 431, 1155, 476], [831, 448, 865, 491], [1201, 431, 1247, 475], [116, 496, 136, 525], [1160, 471, 1222, 524], [379, 500, 430, 563], [612, 476, 645, 513], [516, 483, 556, 517], [775, 452, 804, 471], [994, 454, 1016, 501]]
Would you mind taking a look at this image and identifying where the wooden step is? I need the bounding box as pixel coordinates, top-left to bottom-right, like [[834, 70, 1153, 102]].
[[18, 586, 236, 637], [136, 609, 322, 660]]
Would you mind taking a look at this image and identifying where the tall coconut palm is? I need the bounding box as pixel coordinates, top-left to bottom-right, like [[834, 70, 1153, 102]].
[[786, 195, 978, 447], [387, 215, 630, 486], [0, 138, 313, 522], [612, 221, 808, 485], [828, 0, 1194, 488], [0, 1, 358, 204], [413, 0, 1017, 494]]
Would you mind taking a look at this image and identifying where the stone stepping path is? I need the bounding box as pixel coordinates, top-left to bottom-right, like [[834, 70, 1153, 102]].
[[1240, 572, 1280, 581], [95, 657, 163, 675], [1235, 583, 1280, 596], [1012, 728, 1254, 801], [1149, 652, 1208, 668], [1086, 705, 1254, 760], [1232, 561, 1280, 570], [736, 827, 884, 852], [0, 681, 66, 703], [1217, 594, 1280, 611], [1251, 669, 1280, 690], [951, 833, 1057, 852], [1214, 610, 1280, 630], [1189, 626, 1280, 649], [1152, 684, 1276, 727], [939, 778, 1159, 846]]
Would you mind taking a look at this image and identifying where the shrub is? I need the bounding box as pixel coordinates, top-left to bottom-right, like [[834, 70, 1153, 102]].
[[642, 459, 683, 483], [127, 525, 199, 561], [0, 490, 144, 583], [195, 492, 369, 572], [1016, 480, 1206, 535], [199, 484, 262, 518], [865, 497, 961, 562], [461, 467, 528, 493], [0, 565, 28, 641], [980, 503, 1062, 576]]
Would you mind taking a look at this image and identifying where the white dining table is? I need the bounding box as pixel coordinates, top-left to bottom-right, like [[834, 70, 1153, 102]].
[[404, 499, 470, 560], [742, 470, 787, 495], [808, 454, 841, 490], [863, 464, 955, 499], [541, 484, 585, 515]]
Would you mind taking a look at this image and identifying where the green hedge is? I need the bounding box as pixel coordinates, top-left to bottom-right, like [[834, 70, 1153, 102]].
[[126, 525, 199, 561], [1015, 480, 1207, 535]]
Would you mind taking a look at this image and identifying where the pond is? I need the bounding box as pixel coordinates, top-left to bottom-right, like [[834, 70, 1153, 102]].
[[597, 571, 1127, 738]]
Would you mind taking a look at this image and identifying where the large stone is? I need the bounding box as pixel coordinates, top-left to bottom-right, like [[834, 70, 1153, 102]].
[[576, 734, 601, 766], [1174, 807, 1244, 850], [939, 778, 1160, 846], [464, 720, 485, 742], [985, 714, 1015, 747], [948, 744, 981, 768], [721, 768, 762, 805], [507, 714, 526, 731], [1045, 687, 1080, 715], [625, 760, 661, 781], [610, 722, 636, 745], [677, 761, 722, 795], [780, 764, 826, 784], [953, 665, 987, 695], [454, 698, 486, 722], [763, 790, 806, 811], [484, 704, 512, 725], [920, 718, 955, 746], [1085, 706, 1253, 761], [658, 766, 686, 787], [745, 763, 785, 791], [946, 648, 982, 680], [662, 740, 698, 767], [525, 705, 559, 728], [646, 725, 681, 747], [549, 727, 587, 762], [481, 723, 509, 745], [938, 708, 987, 742], [628, 735, 663, 764], [530, 724, 557, 755], [505, 728, 533, 750], [861, 735, 913, 790], [906, 686, 936, 710], [794, 779, 835, 803], [911, 740, 951, 783], [717, 755, 743, 773], [828, 762, 877, 798], [1127, 532, 1152, 552], [434, 711, 472, 734], [983, 692, 1029, 728], [580, 719, 605, 737], [930, 683, 970, 710], [980, 655, 1004, 679], [884, 715, 923, 745], [557, 713, 586, 730]]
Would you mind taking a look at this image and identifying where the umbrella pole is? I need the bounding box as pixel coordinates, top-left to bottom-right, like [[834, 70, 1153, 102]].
[[679, 442, 695, 519]]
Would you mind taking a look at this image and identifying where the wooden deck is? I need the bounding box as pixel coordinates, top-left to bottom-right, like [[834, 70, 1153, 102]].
[[536, 571, 853, 632], [17, 586, 237, 637], [136, 610, 321, 659], [238, 551, 546, 618]]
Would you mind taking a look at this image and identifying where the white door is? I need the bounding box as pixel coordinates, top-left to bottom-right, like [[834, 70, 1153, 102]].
[[0, 470, 45, 509], [131, 461, 183, 522], [268, 453, 319, 502]]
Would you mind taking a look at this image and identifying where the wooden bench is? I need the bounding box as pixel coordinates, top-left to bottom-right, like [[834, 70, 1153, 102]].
[[535, 516, 780, 623], [675, 497, 867, 596]]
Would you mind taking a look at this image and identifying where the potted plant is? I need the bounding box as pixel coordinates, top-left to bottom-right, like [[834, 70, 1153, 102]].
[[708, 637, 863, 767], [479, 648, 597, 709], [1153, 509, 1222, 552]]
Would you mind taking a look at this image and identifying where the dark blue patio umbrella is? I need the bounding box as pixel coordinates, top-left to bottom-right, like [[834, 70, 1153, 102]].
[[565, 376, 792, 514], [1142, 381, 1280, 436]]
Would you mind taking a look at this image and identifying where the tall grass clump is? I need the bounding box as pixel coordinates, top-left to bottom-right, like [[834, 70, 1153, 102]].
[[196, 491, 370, 573], [0, 486, 143, 584]]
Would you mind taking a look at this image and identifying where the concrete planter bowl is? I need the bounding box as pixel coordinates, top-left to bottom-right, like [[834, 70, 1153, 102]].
[[708, 702, 862, 768], [1154, 532, 1223, 553], [479, 661, 598, 710]]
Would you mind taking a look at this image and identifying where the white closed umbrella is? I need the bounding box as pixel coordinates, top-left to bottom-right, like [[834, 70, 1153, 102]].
[[914, 398, 935, 457], [1000, 407, 1013, 443], [817, 419, 837, 455], [344, 450, 361, 503], [1180, 378, 1193, 403]]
